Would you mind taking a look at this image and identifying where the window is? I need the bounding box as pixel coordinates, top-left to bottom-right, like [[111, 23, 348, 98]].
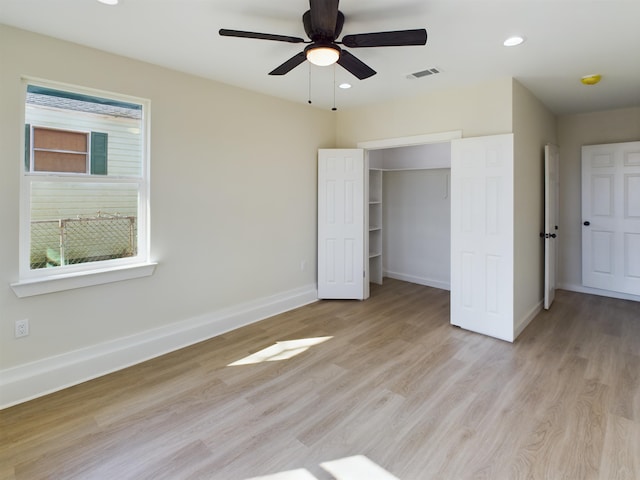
[[27, 126, 106, 174], [13, 80, 153, 296]]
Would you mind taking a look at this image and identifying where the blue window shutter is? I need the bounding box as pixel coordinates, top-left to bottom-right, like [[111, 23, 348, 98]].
[[90, 131, 108, 175], [25, 124, 30, 172]]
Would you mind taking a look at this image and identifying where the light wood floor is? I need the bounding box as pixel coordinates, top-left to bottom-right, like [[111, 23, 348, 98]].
[[1, 279, 639, 480]]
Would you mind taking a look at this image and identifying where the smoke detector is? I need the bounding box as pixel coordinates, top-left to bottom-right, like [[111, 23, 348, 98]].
[[581, 74, 602, 85]]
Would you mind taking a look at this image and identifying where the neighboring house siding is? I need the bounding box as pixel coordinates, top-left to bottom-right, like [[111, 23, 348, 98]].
[[30, 183, 138, 220], [25, 105, 141, 221], [26, 104, 142, 178]]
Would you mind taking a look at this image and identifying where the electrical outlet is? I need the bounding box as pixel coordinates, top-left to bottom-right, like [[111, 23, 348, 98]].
[[15, 319, 29, 338]]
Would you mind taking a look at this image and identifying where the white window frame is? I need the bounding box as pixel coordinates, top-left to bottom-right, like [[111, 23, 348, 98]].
[[11, 77, 155, 298]]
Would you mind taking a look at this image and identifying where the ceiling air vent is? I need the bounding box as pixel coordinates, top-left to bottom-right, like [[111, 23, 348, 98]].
[[407, 67, 441, 79]]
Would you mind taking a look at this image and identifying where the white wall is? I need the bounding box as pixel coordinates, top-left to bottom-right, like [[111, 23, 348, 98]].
[[557, 106, 640, 299], [0, 25, 335, 407], [372, 143, 451, 170], [511, 79, 557, 331], [383, 168, 451, 290]]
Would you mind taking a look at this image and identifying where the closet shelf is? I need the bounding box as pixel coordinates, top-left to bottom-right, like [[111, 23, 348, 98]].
[[369, 168, 383, 285]]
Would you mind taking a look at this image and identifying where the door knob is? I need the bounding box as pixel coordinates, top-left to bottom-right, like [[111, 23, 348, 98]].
[[583, 221, 590, 226], [551, 233, 557, 238]]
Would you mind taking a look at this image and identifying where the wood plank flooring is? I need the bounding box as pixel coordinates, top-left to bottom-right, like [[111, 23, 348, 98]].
[[1, 279, 639, 479]]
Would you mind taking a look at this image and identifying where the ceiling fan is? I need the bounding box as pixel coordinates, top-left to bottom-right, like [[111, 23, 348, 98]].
[[219, 0, 427, 80]]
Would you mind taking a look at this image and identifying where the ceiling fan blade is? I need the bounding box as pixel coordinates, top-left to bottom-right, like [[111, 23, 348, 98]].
[[309, 0, 340, 38], [219, 29, 306, 44], [342, 29, 427, 48], [269, 52, 307, 76], [337, 50, 376, 80]]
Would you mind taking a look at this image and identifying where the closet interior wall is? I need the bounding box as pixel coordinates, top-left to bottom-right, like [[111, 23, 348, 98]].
[[368, 142, 452, 291]]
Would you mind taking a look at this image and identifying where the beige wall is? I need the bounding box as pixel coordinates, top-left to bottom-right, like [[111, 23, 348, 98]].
[[0, 25, 335, 370], [512, 79, 557, 326], [335, 77, 514, 146], [557, 107, 640, 292]]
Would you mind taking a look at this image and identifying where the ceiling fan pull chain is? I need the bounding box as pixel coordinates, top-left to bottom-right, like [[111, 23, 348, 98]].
[[308, 63, 312, 104], [332, 64, 337, 111]]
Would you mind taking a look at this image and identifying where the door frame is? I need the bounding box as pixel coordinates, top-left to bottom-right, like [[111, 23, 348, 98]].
[[357, 131, 463, 151], [544, 144, 560, 309], [357, 130, 462, 297]]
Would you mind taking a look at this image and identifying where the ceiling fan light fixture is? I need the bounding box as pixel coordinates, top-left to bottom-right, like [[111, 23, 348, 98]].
[[305, 44, 341, 67]]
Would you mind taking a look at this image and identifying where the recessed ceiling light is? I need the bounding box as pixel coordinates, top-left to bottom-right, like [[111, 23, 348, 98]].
[[98, 0, 119, 5], [338, 83, 352, 89], [503, 36, 525, 47]]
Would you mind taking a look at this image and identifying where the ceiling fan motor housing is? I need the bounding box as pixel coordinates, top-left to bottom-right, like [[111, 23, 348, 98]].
[[303, 10, 344, 41]]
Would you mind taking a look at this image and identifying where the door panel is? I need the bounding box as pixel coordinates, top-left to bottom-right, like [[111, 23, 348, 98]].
[[591, 231, 613, 273], [582, 142, 640, 295], [318, 149, 366, 299], [627, 233, 640, 277], [626, 175, 640, 216], [451, 134, 514, 341]]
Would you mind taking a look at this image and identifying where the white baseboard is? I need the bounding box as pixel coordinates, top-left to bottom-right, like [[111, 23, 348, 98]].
[[0, 284, 318, 410], [384, 270, 450, 291], [557, 283, 640, 303]]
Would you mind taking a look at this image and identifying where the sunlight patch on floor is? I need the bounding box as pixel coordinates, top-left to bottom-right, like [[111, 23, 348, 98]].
[[244, 455, 399, 480], [245, 468, 318, 480], [228, 337, 333, 366], [320, 455, 400, 479]]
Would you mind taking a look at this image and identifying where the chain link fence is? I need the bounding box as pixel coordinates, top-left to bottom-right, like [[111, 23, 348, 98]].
[[30, 213, 137, 269]]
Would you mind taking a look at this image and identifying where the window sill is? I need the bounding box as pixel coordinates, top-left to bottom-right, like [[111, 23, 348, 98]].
[[10, 262, 157, 298]]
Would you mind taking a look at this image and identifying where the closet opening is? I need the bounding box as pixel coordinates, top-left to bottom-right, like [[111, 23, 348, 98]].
[[365, 141, 452, 293], [317, 130, 461, 301]]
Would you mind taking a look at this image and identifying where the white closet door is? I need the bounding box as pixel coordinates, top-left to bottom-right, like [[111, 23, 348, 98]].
[[451, 134, 514, 341], [582, 142, 640, 295], [318, 149, 366, 299]]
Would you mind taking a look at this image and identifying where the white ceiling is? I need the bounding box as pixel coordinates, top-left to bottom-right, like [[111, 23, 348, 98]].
[[2, 0, 639, 114]]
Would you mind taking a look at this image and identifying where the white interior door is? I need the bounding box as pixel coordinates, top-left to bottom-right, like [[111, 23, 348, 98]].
[[451, 134, 514, 342], [544, 144, 560, 309], [582, 142, 640, 295], [318, 149, 366, 300]]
